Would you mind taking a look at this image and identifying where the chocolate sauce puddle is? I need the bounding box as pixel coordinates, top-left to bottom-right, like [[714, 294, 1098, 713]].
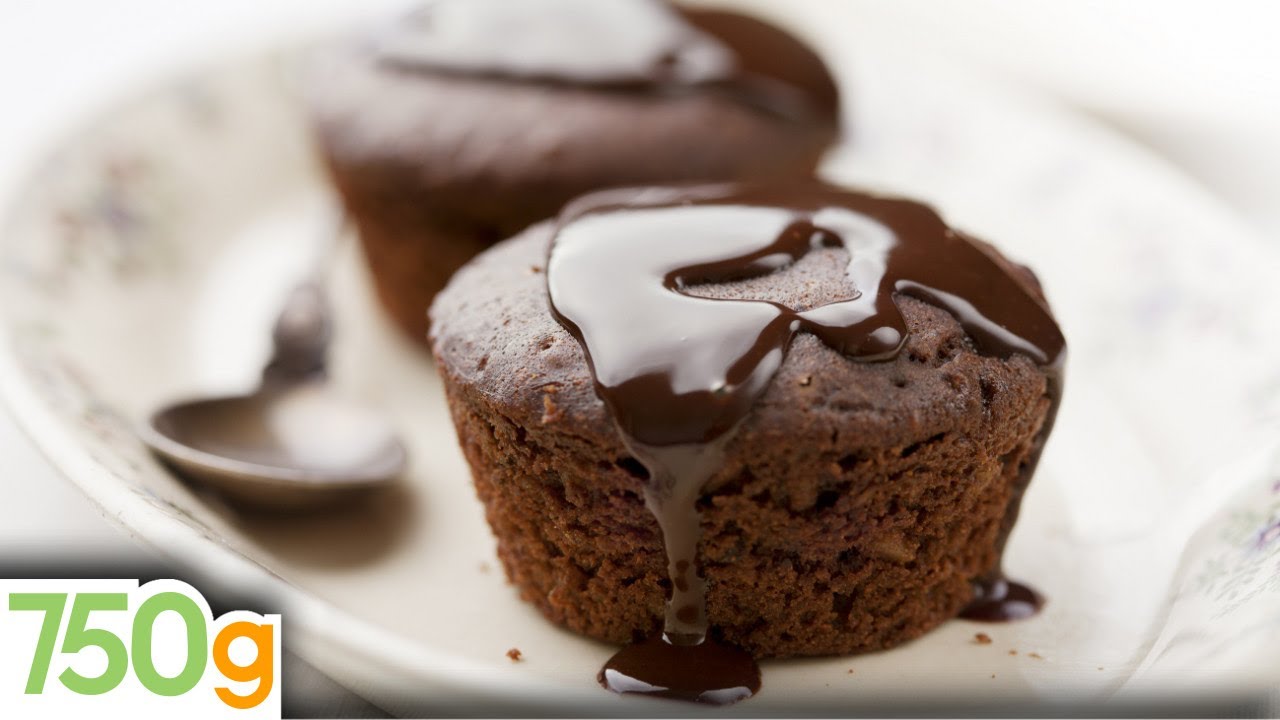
[[547, 184, 1065, 704], [962, 576, 1044, 621], [599, 634, 759, 705]]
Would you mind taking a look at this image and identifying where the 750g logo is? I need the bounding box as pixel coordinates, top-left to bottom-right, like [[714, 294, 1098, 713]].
[[1, 579, 279, 717]]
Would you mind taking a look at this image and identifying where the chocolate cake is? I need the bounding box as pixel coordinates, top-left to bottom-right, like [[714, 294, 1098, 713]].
[[305, 0, 840, 341], [429, 183, 1065, 703]]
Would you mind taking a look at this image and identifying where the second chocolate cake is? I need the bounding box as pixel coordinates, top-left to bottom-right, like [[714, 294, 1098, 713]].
[[430, 182, 1065, 687], [306, 0, 840, 341]]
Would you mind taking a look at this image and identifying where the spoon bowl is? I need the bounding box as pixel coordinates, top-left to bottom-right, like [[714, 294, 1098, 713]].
[[145, 383, 407, 510]]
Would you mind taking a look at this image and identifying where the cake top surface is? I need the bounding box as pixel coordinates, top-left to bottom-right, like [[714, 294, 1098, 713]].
[[545, 183, 1065, 447], [377, 0, 732, 85], [306, 2, 838, 190], [429, 188, 1059, 457], [368, 0, 838, 120]]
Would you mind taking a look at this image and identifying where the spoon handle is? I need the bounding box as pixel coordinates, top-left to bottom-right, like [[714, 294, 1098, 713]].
[[261, 213, 348, 385], [262, 280, 331, 384]]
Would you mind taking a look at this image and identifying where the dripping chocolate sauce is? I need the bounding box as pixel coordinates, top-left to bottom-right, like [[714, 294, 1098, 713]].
[[548, 184, 1065, 704]]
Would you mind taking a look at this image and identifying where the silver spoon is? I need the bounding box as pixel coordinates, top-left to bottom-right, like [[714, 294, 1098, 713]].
[[142, 233, 407, 511]]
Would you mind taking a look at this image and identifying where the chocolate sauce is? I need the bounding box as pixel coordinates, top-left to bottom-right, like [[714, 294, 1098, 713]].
[[962, 576, 1045, 622], [547, 184, 1065, 703], [599, 634, 760, 705], [374, 0, 838, 121]]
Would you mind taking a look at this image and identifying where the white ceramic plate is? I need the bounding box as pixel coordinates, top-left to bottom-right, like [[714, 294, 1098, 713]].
[[2, 8, 1279, 716]]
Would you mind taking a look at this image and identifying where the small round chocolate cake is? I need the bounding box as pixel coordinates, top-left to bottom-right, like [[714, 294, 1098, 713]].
[[306, 0, 840, 341], [429, 183, 1064, 698]]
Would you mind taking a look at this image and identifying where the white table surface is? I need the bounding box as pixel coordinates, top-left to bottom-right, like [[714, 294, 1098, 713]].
[[1, 1, 1277, 716]]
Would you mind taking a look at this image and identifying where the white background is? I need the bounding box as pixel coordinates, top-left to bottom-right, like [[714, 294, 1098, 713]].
[[1, 0, 1277, 713]]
